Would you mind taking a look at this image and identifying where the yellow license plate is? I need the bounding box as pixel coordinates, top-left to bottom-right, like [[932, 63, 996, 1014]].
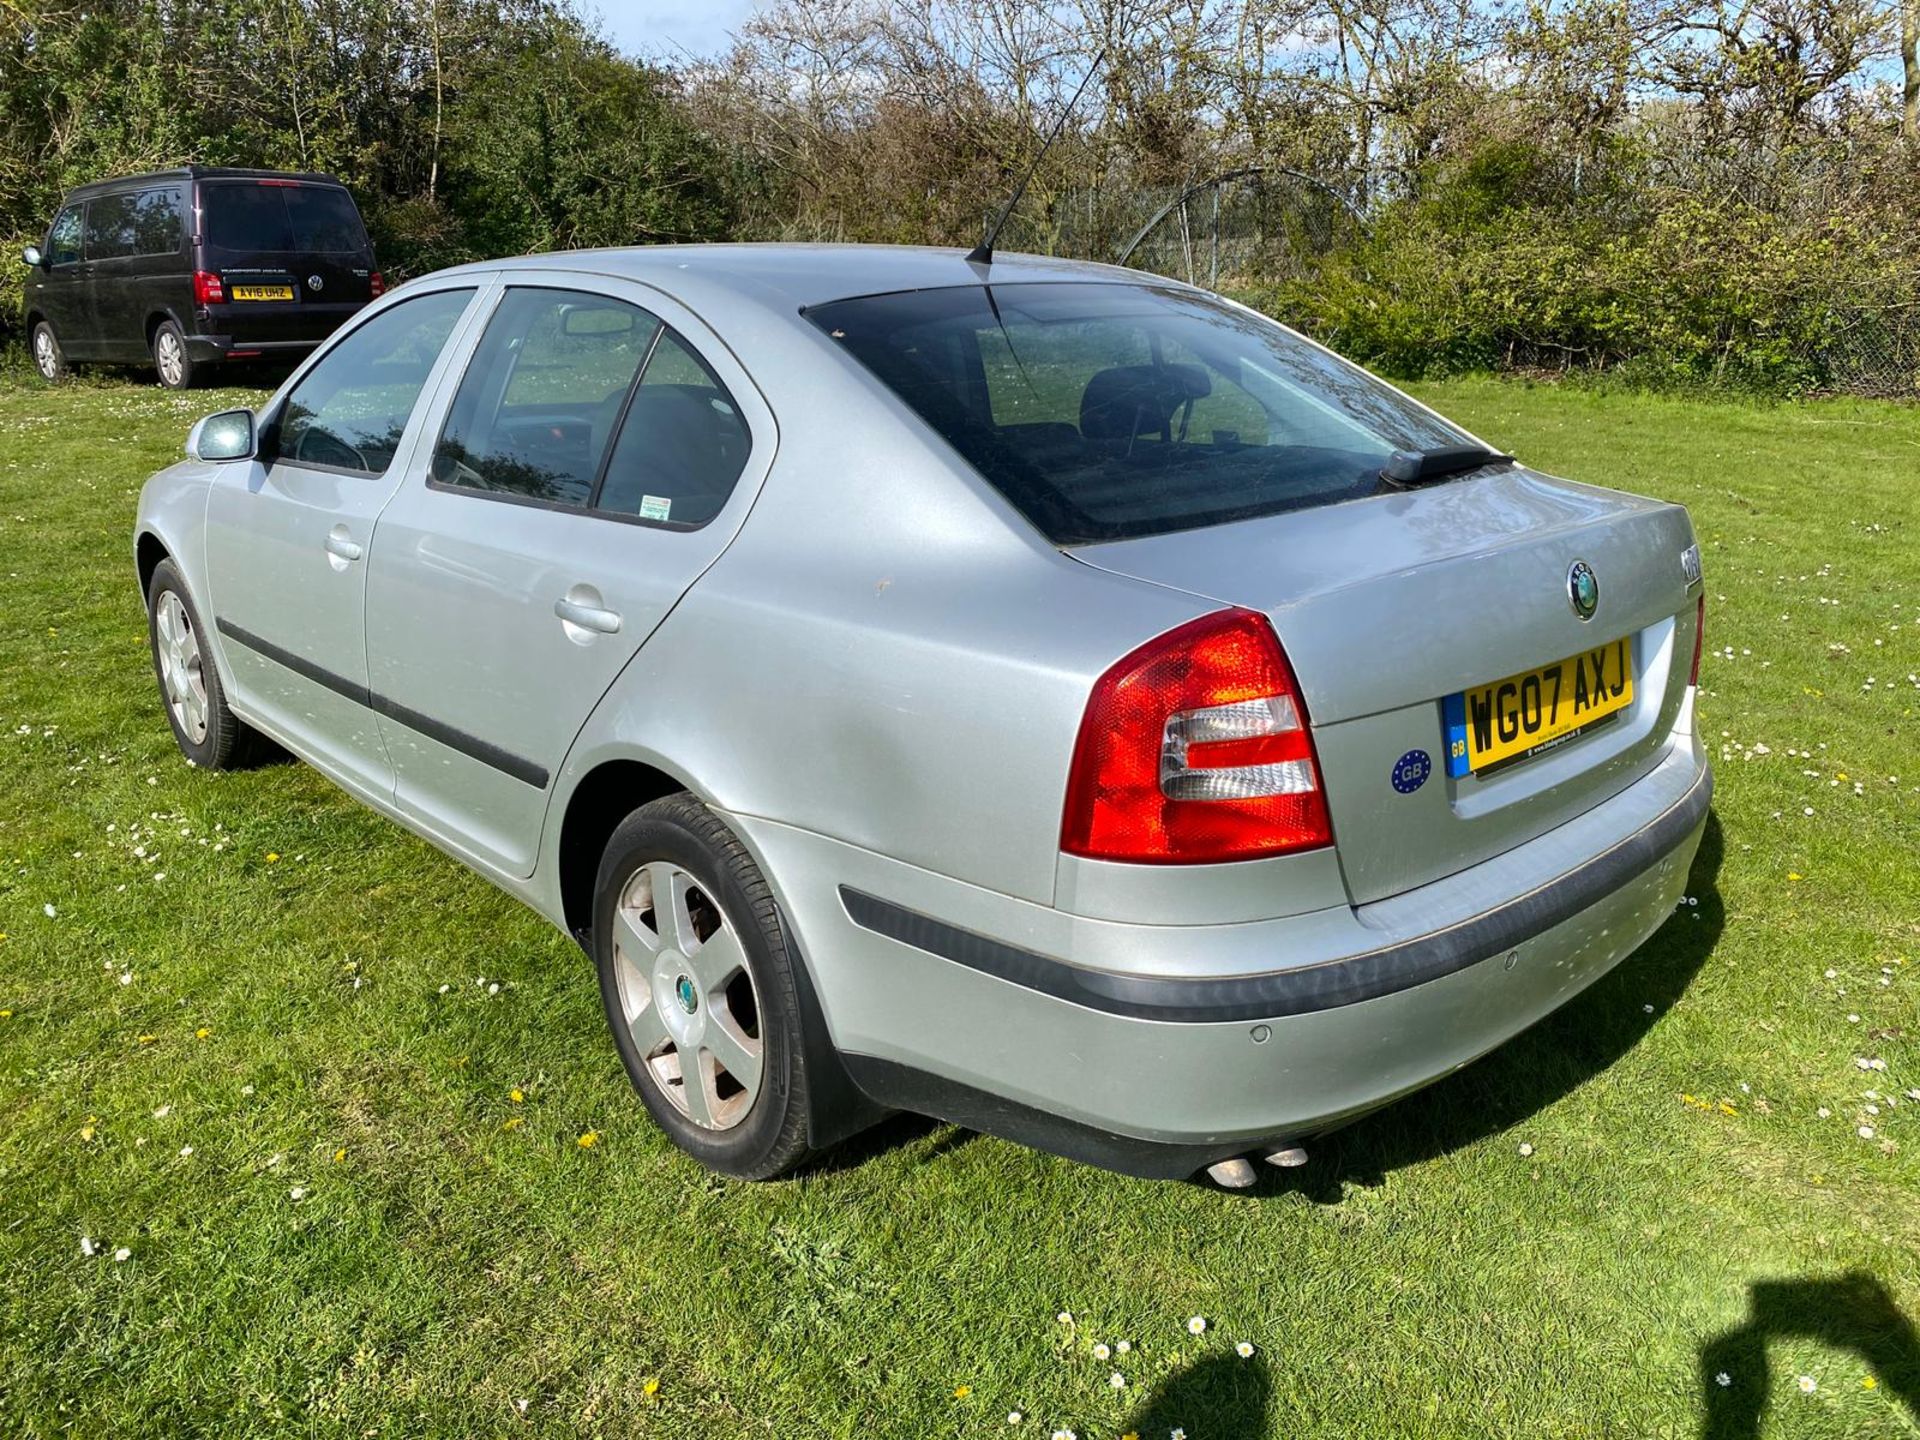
[[1444, 636, 1633, 778], [230, 284, 294, 301]]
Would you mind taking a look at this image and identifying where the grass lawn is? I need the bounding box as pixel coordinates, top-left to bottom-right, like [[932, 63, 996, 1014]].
[[1, 371, 1916, 1439]]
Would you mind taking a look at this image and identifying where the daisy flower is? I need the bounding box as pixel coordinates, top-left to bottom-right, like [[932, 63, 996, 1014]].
[[1236, 1341, 1255, 1358], [1109, 1372, 1126, 1389], [1797, 1375, 1817, 1394], [1093, 1343, 1111, 1361], [1715, 1372, 1731, 1387], [113, 1247, 131, 1262], [1187, 1316, 1207, 1335], [1115, 1340, 1131, 1354]]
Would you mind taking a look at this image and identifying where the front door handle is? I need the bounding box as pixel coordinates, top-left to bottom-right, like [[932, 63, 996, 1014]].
[[325, 529, 364, 562], [554, 594, 622, 635]]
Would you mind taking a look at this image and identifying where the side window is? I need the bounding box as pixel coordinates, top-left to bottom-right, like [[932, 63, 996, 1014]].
[[83, 192, 138, 261], [129, 188, 184, 256], [596, 330, 753, 528], [431, 289, 660, 507], [274, 289, 475, 477], [46, 206, 82, 267]]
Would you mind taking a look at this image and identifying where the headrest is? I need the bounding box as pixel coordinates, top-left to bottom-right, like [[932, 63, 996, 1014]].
[[1079, 364, 1212, 440]]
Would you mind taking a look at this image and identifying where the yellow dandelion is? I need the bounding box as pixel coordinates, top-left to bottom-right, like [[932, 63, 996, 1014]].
[[0, 1009, 11, 1019], [1787, 872, 1802, 882], [79, 1124, 96, 1141], [503, 1116, 523, 1131], [509, 1088, 524, 1103], [266, 852, 280, 862], [136, 1034, 156, 1045], [577, 1131, 599, 1148], [1863, 1376, 1878, 1390], [642, 1378, 660, 1399], [954, 1386, 972, 1399], [195, 1027, 210, 1039], [333, 1148, 347, 1163]]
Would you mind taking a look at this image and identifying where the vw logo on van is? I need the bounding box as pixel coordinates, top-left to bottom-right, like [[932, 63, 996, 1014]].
[[1567, 559, 1600, 621], [307, 274, 324, 292]]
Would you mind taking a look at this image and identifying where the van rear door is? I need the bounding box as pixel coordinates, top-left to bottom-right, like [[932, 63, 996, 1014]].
[[196, 179, 374, 342]]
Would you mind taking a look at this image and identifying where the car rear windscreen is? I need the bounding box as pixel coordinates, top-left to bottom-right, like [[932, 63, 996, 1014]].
[[202, 182, 368, 255], [804, 282, 1478, 544]]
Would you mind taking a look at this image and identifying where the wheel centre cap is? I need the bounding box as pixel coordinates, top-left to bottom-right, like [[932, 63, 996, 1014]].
[[674, 974, 698, 1014]]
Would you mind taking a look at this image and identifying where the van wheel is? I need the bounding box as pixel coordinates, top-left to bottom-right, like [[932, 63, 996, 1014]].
[[153, 321, 195, 390], [592, 794, 814, 1179], [31, 322, 66, 382]]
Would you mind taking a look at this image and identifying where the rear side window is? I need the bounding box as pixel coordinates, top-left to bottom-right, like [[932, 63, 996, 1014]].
[[431, 289, 661, 508], [273, 289, 475, 476], [129, 188, 184, 255], [46, 206, 82, 266], [595, 331, 752, 528], [202, 182, 369, 254], [806, 282, 1475, 544]]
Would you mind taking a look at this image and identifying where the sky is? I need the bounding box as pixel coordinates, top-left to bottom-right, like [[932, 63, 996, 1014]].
[[587, 0, 762, 61]]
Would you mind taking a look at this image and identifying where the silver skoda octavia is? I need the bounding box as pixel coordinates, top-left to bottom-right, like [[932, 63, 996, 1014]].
[[135, 247, 1710, 1184]]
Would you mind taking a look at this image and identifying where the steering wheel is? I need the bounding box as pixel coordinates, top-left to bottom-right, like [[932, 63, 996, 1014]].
[[293, 425, 371, 473]]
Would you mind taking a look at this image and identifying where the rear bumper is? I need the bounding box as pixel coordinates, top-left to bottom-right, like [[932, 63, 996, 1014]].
[[186, 301, 366, 360], [733, 735, 1712, 1178]]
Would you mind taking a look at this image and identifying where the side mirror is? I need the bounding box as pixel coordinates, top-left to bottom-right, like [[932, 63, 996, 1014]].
[[21, 245, 42, 268], [186, 409, 256, 462]]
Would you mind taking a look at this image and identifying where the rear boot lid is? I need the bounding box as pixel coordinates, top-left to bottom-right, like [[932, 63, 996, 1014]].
[[1068, 467, 1702, 903]]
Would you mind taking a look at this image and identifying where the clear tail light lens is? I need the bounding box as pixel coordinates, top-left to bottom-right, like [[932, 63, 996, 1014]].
[[192, 270, 224, 306], [1061, 608, 1332, 863]]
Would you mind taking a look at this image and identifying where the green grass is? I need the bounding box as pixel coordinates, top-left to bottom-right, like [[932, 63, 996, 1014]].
[[1, 370, 1917, 1439]]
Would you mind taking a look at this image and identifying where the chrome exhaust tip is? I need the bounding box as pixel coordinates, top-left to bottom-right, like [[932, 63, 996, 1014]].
[[1204, 1157, 1258, 1189], [1263, 1145, 1309, 1168]]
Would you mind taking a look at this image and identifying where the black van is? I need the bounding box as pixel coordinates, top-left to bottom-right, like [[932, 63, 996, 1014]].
[[20, 167, 381, 389]]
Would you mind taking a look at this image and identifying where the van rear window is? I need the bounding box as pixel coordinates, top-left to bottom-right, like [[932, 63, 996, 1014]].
[[202, 183, 368, 254]]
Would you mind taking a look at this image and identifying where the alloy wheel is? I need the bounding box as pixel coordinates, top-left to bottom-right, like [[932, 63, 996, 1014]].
[[610, 860, 764, 1131], [155, 330, 185, 387], [154, 591, 209, 744], [33, 328, 57, 379]]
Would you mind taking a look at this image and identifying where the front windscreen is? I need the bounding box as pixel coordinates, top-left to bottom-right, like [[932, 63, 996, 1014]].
[[805, 282, 1477, 544], [202, 183, 368, 255]]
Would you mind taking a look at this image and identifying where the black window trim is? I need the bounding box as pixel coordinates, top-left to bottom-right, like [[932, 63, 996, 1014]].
[[263, 284, 481, 483], [422, 284, 747, 535]]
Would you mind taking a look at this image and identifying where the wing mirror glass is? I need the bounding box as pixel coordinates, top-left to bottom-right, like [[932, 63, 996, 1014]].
[[21, 245, 42, 268], [186, 409, 256, 462]]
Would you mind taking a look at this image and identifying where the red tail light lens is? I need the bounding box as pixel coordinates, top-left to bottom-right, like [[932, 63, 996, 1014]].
[[1061, 608, 1332, 863], [1689, 594, 1705, 686], [192, 270, 224, 306], [369, 271, 385, 298]]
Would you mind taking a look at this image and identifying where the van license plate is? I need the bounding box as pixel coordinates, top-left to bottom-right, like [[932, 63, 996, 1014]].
[[231, 285, 294, 301], [1443, 636, 1633, 778]]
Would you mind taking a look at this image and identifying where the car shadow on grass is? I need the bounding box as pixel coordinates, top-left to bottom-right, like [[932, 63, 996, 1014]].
[[1115, 1350, 1274, 1439], [1251, 809, 1727, 1204], [1698, 1272, 1920, 1436]]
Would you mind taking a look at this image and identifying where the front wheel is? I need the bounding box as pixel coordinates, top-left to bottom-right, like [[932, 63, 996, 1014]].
[[31, 321, 66, 383], [592, 794, 814, 1178], [146, 559, 267, 769], [152, 320, 195, 390]]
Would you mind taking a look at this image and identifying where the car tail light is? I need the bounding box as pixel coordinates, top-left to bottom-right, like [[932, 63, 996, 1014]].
[[369, 271, 385, 298], [1061, 608, 1332, 863], [1689, 595, 1705, 686], [192, 270, 224, 305]]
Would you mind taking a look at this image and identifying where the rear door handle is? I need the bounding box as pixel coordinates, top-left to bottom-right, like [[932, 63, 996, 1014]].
[[325, 530, 363, 562], [554, 595, 622, 635]]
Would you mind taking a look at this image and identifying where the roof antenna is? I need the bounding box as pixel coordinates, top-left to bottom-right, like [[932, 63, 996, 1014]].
[[967, 47, 1107, 269]]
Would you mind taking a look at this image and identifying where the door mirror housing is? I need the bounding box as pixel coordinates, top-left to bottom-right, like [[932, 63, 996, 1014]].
[[186, 409, 257, 462], [20, 245, 43, 268]]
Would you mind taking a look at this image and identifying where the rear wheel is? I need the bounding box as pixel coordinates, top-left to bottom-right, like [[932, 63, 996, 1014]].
[[152, 320, 195, 390], [146, 559, 266, 769], [592, 794, 813, 1178], [30, 321, 66, 383]]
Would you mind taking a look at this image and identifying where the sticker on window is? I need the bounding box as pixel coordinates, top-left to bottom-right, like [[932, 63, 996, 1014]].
[[638, 495, 672, 523]]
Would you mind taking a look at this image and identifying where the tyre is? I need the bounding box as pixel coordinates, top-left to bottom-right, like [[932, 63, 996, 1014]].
[[593, 794, 813, 1178], [30, 321, 66, 383], [146, 558, 266, 769], [152, 320, 195, 390]]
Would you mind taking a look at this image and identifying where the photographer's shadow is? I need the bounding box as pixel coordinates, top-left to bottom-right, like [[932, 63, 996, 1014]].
[[1699, 1273, 1920, 1437], [1262, 810, 1726, 1203], [1117, 1350, 1274, 1440]]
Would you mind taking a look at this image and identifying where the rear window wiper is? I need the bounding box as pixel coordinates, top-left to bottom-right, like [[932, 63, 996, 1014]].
[[1379, 445, 1513, 487]]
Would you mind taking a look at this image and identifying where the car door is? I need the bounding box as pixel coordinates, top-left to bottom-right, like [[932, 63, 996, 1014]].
[[30, 204, 89, 356], [81, 190, 142, 359], [363, 275, 773, 877], [202, 282, 486, 798]]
